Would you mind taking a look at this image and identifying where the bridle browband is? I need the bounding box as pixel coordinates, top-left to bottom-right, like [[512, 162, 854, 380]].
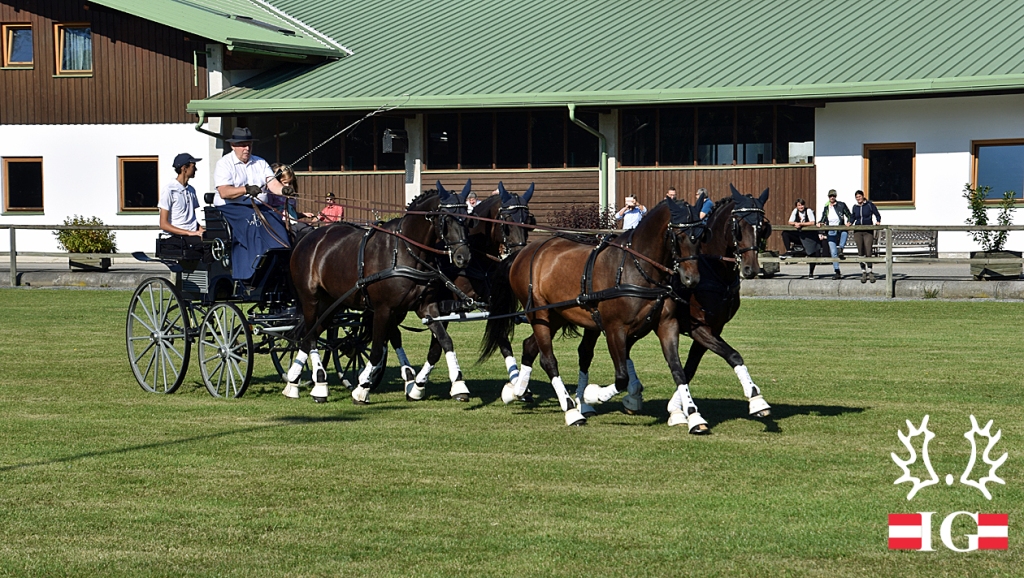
[[731, 205, 766, 258], [423, 200, 471, 262], [496, 201, 532, 254]]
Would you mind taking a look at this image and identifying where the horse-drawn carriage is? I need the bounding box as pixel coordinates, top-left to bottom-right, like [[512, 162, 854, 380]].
[[125, 200, 369, 399]]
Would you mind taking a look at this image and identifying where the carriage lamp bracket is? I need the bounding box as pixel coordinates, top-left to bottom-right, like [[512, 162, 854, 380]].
[[211, 238, 230, 268]]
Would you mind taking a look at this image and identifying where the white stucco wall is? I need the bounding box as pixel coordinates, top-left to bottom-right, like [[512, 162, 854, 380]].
[[815, 94, 1024, 254], [0, 123, 213, 253]]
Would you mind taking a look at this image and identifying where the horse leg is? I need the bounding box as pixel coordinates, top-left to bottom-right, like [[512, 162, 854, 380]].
[[351, 308, 392, 405], [690, 326, 771, 418], [574, 329, 601, 417], [658, 320, 709, 434], [582, 326, 631, 408], [533, 321, 586, 427], [621, 358, 644, 415], [391, 328, 417, 396], [503, 334, 537, 403], [498, 334, 532, 403], [285, 297, 321, 399], [424, 319, 470, 402], [408, 333, 443, 401], [282, 349, 307, 399]]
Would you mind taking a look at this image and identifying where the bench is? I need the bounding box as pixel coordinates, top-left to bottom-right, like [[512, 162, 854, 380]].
[[843, 228, 937, 258]]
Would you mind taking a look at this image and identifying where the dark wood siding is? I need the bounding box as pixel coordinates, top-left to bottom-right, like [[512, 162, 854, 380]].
[[294, 172, 406, 223], [0, 0, 208, 124], [618, 165, 816, 251], [424, 170, 599, 228]]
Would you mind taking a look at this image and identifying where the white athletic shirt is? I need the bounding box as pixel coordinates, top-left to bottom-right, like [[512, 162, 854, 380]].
[[158, 180, 200, 231], [824, 203, 842, 226], [788, 208, 815, 223], [212, 151, 275, 206]]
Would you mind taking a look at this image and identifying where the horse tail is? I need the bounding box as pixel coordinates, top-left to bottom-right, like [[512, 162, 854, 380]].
[[480, 256, 519, 361]]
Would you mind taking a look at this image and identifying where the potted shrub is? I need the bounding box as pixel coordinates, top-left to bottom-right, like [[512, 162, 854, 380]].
[[54, 215, 117, 272], [963, 184, 1020, 279]]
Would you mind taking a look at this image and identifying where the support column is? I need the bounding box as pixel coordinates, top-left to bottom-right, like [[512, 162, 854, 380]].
[[600, 110, 618, 211], [404, 114, 423, 204], [205, 44, 225, 195]]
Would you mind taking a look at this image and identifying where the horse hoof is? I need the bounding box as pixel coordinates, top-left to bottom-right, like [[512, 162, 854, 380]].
[[281, 382, 300, 399], [622, 392, 643, 414], [313, 396, 328, 404], [576, 397, 597, 418], [405, 382, 426, 401], [501, 382, 517, 405], [520, 390, 534, 403], [748, 395, 771, 417], [565, 408, 587, 426], [351, 385, 370, 405], [352, 398, 368, 406], [689, 423, 711, 435], [453, 393, 470, 402], [667, 411, 687, 427]]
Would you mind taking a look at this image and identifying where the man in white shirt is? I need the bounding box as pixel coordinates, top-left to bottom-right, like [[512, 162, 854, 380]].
[[615, 196, 647, 230], [158, 153, 203, 236], [213, 127, 293, 205]]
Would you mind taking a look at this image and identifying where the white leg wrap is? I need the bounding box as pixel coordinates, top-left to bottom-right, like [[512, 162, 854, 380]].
[[351, 385, 370, 404], [749, 395, 771, 416], [667, 383, 697, 414], [444, 351, 462, 384], [734, 364, 760, 398], [513, 365, 532, 397], [551, 376, 573, 412], [416, 362, 433, 386], [309, 350, 326, 384], [396, 347, 415, 384], [501, 382, 518, 404], [583, 383, 619, 405], [286, 350, 308, 383], [504, 356, 520, 383], [358, 362, 373, 386]]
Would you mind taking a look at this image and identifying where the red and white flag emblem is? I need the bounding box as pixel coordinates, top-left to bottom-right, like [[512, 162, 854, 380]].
[[888, 513, 923, 549], [978, 513, 1008, 550]]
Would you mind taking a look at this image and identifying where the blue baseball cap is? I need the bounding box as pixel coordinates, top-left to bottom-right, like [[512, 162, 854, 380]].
[[172, 153, 201, 169]]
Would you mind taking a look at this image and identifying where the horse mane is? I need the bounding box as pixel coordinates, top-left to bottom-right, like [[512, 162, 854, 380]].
[[712, 196, 732, 211], [554, 232, 616, 245], [407, 189, 439, 210]]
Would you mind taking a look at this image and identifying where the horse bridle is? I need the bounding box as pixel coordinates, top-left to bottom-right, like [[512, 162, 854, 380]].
[[429, 200, 471, 262], [665, 210, 706, 275], [497, 199, 533, 256], [731, 203, 767, 259]]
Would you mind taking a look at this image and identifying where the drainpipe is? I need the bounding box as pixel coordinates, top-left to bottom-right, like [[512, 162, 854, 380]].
[[193, 110, 223, 140], [568, 103, 608, 212]]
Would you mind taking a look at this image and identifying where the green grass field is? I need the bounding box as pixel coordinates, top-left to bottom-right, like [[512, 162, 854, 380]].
[[0, 289, 1021, 577]]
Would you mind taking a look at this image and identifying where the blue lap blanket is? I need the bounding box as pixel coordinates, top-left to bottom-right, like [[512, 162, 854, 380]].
[[216, 204, 290, 280]]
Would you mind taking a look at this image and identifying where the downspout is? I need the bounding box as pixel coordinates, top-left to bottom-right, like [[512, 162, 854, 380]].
[[193, 110, 223, 140], [568, 103, 608, 212]]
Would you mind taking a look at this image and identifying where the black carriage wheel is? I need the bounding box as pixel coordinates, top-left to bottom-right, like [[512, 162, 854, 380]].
[[198, 303, 254, 398], [126, 277, 191, 394], [327, 313, 371, 388]]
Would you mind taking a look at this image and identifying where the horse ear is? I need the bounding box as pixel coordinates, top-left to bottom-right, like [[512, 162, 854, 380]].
[[436, 181, 449, 200], [498, 181, 511, 203], [758, 187, 770, 206], [730, 184, 741, 199], [522, 182, 535, 203], [461, 179, 472, 199]]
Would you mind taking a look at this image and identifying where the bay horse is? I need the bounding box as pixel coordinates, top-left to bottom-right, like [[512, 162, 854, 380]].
[[286, 183, 474, 404], [401, 182, 536, 401], [579, 185, 772, 433], [482, 199, 705, 426]]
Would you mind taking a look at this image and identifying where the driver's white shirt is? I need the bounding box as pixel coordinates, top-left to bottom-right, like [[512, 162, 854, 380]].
[[212, 151, 274, 206]]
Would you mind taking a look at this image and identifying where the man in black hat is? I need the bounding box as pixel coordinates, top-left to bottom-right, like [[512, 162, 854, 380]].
[[211, 127, 293, 279], [212, 126, 294, 205], [158, 153, 203, 236]]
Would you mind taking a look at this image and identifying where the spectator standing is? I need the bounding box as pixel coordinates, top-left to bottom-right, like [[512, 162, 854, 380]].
[[783, 198, 820, 278], [665, 186, 677, 200], [318, 192, 344, 223], [850, 190, 882, 283], [466, 191, 479, 213], [695, 187, 713, 219], [818, 189, 852, 280], [615, 196, 647, 230], [158, 153, 204, 237]]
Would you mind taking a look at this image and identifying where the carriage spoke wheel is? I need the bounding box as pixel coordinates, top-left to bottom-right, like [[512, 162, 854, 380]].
[[126, 277, 191, 394], [198, 303, 253, 398]]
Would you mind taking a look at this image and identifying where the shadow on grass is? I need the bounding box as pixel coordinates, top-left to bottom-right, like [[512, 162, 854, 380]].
[[0, 415, 359, 473]]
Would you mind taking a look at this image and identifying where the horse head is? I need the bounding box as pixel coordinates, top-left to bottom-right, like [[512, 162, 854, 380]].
[[495, 181, 535, 258], [434, 180, 473, 268], [729, 184, 770, 279], [665, 198, 705, 289]]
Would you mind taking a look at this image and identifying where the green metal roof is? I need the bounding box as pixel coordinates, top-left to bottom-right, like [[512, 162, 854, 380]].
[[188, 0, 1024, 114], [90, 0, 350, 59]]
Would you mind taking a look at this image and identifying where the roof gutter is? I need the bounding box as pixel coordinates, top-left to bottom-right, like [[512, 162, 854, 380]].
[[568, 103, 608, 212], [194, 110, 223, 140]]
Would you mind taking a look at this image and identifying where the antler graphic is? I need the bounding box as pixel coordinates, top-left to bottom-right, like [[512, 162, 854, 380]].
[[891, 415, 940, 500], [959, 415, 1007, 500]]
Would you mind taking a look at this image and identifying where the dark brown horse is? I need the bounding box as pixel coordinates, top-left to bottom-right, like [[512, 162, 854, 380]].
[[286, 183, 474, 404], [482, 199, 705, 426], [577, 185, 772, 433], [401, 182, 536, 401]]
